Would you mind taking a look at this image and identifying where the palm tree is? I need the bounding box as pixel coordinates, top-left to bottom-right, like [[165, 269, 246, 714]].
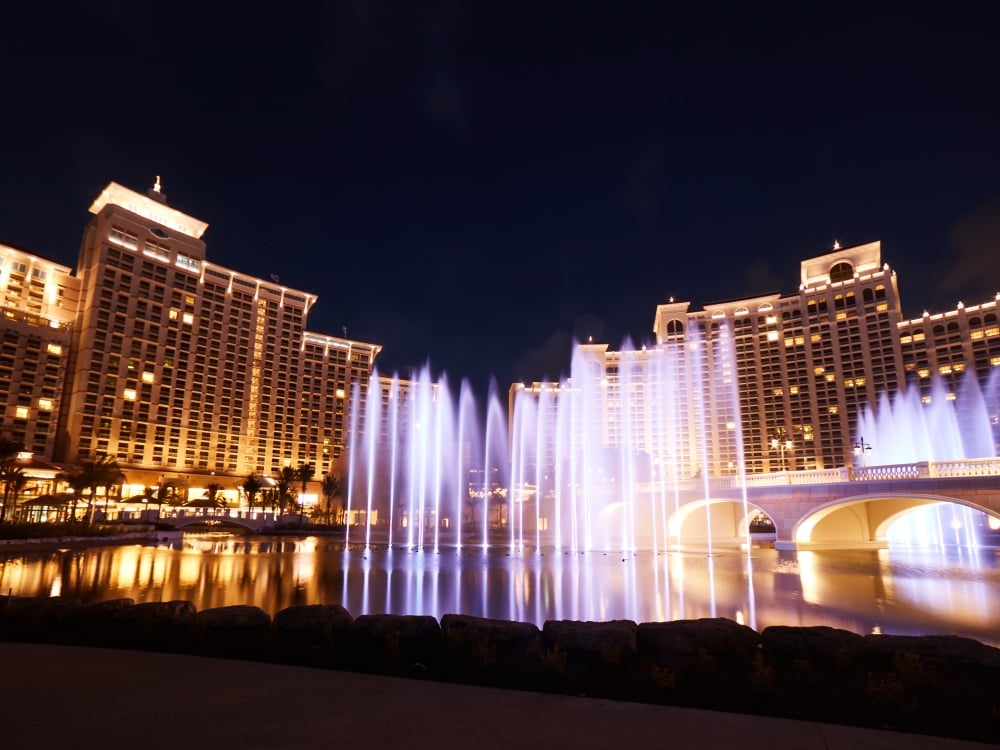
[[55, 468, 91, 525], [242, 473, 263, 513], [205, 482, 224, 507], [74, 456, 127, 525], [0, 463, 26, 523], [320, 472, 341, 525], [275, 467, 297, 515], [296, 462, 314, 518]]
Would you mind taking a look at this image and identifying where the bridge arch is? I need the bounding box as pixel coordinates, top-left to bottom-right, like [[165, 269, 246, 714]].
[[792, 493, 999, 550], [667, 498, 771, 545]]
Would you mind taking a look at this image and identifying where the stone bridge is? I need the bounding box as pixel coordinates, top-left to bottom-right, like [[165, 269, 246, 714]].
[[154, 508, 276, 532], [653, 458, 1000, 550]]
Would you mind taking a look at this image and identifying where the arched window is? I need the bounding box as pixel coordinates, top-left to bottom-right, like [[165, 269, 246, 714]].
[[875, 284, 886, 300], [830, 262, 853, 283], [666, 319, 685, 338]]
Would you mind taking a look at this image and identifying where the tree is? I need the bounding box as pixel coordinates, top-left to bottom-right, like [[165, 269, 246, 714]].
[[0, 463, 26, 523], [275, 467, 297, 514], [296, 462, 315, 517], [242, 474, 263, 513], [320, 472, 341, 525], [72, 456, 127, 525], [205, 482, 224, 507], [55, 468, 90, 525]]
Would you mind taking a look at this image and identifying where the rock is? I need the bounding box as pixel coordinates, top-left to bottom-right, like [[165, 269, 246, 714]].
[[440, 614, 544, 686], [273, 604, 353, 667], [110, 600, 198, 653], [348, 613, 442, 676], [195, 605, 273, 658]]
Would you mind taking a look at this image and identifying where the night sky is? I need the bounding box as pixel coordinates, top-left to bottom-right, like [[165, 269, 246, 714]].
[[3, 2, 1000, 400]]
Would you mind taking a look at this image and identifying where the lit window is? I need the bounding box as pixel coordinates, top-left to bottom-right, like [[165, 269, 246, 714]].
[[991, 356, 1000, 367], [939, 365, 953, 375], [921, 395, 932, 404], [827, 406, 838, 414], [766, 331, 778, 341], [14, 406, 28, 419], [141, 372, 155, 384], [47, 342, 62, 355], [913, 331, 926, 341], [825, 373, 835, 382], [971, 330, 984, 340], [900, 335, 912, 344], [38, 398, 52, 411], [123, 388, 136, 401], [810, 333, 821, 343], [789, 386, 799, 395], [987, 327, 1000, 337], [835, 311, 847, 321], [946, 392, 957, 401], [772, 388, 783, 396], [336, 389, 345, 399], [918, 368, 930, 378], [182, 312, 194, 325], [814, 366, 825, 376], [876, 302, 888, 312], [169, 308, 179, 321]]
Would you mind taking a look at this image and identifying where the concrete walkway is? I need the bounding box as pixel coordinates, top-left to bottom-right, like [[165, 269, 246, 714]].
[[0, 643, 992, 749]]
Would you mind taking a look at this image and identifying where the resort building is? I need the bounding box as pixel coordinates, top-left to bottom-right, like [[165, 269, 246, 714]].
[[0, 179, 381, 498], [511, 241, 1000, 480]]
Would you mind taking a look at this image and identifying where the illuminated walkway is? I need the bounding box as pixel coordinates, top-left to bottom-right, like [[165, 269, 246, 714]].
[[0, 643, 990, 749]]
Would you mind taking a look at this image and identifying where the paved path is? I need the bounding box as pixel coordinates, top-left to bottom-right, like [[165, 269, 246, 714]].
[[0, 643, 992, 749]]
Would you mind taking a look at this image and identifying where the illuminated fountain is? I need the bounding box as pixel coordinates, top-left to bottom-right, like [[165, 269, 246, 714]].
[[345, 324, 750, 554], [856, 368, 1000, 546]]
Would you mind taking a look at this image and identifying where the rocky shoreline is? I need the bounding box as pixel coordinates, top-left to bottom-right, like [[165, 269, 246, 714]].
[[1, 595, 997, 743]]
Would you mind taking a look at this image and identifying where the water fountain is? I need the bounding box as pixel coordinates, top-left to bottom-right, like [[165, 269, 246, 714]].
[[855, 368, 1000, 546], [345, 324, 750, 555]]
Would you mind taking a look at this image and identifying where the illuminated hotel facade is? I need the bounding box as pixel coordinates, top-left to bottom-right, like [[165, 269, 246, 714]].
[[511, 241, 1000, 479], [0, 180, 380, 490]]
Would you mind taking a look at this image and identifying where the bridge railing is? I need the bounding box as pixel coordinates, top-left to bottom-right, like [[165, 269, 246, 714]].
[[850, 457, 1000, 481]]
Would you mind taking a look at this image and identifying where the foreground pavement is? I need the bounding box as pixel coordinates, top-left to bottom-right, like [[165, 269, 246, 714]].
[[0, 643, 992, 750]]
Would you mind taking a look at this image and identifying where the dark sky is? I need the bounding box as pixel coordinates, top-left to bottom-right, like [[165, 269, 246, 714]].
[[3, 2, 1000, 399]]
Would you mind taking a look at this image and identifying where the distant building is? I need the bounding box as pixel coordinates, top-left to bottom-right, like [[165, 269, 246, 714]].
[[511, 240, 1000, 479], [0, 180, 381, 491]]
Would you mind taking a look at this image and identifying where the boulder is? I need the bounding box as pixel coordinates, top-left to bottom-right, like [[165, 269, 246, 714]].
[[273, 604, 353, 667], [637, 618, 761, 708], [440, 614, 544, 687], [195, 605, 273, 658], [542, 619, 638, 696], [348, 613, 442, 677], [110, 600, 198, 653]]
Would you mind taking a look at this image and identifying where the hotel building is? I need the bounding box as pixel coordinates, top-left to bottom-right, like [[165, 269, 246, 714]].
[[0, 180, 380, 493], [511, 241, 1000, 480], [2, 183, 998, 502]]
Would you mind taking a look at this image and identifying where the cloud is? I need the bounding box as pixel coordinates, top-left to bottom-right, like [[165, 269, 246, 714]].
[[942, 195, 1000, 302]]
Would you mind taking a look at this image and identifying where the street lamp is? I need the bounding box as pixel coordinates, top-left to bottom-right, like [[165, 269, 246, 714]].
[[771, 434, 793, 471], [854, 436, 873, 466]]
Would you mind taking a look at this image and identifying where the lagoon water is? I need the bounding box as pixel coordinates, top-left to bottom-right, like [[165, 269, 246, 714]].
[[2, 532, 999, 649]]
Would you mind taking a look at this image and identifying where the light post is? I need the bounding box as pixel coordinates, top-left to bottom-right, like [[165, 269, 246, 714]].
[[854, 436, 873, 466], [771, 434, 792, 471]]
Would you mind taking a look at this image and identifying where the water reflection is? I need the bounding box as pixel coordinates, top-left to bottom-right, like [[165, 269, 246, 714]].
[[1, 533, 998, 648]]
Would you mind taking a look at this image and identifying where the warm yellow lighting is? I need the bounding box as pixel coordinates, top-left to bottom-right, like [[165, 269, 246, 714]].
[[47, 342, 62, 355], [766, 331, 778, 342], [182, 312, 194, 325], [141, 371, 155, 384], [123, 388, 136, 401], [37, 398, 52, 411], [89, 182, 209, 239], [15, 406, 28, 419]]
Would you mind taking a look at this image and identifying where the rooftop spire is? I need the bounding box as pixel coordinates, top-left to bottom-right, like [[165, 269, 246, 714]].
[[147, 175, 167, 204]]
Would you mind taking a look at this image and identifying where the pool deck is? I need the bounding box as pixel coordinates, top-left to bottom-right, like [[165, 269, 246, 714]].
[[0, 643, 992, 749]]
